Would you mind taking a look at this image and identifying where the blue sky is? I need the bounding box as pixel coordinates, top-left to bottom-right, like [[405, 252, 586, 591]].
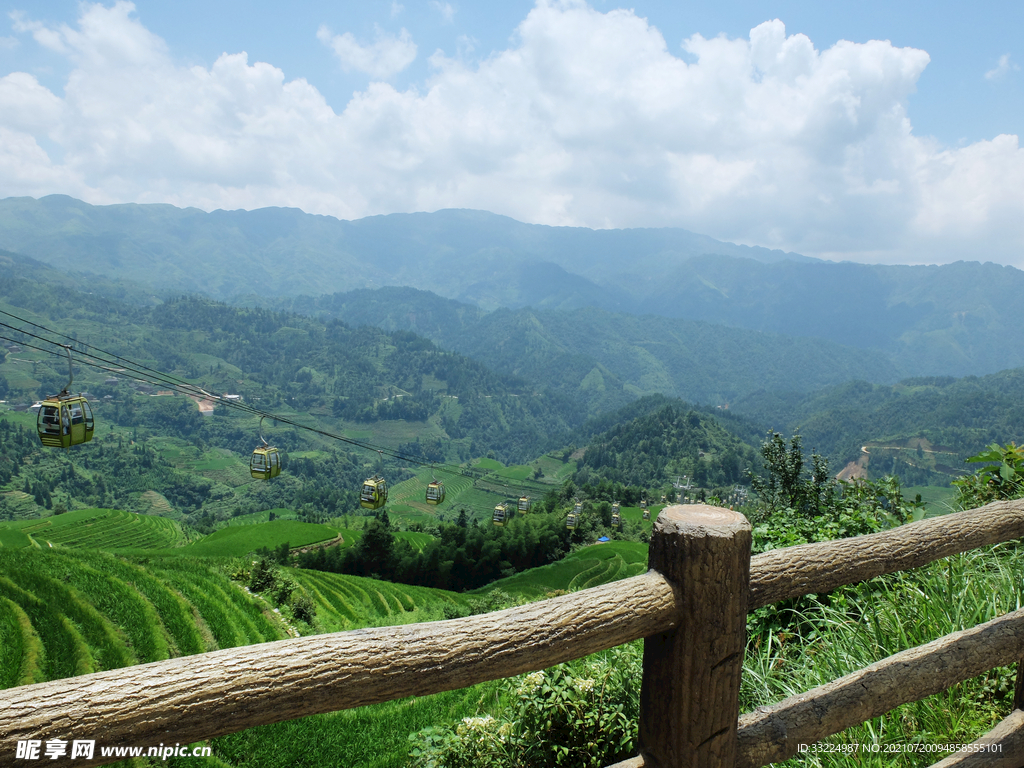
[[1, 1, 1022, 266], [9, 0, 1020, 146]]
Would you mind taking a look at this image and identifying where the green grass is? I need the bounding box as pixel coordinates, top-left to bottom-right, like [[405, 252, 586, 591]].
[[742, 542, 1024, 766], [0, 546, 295, 691], [20, 552, 172, 664], [204, 685, 495, 768], [149, 563, 257, 650]]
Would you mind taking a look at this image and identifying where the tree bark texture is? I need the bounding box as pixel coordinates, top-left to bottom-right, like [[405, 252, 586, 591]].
[[639, 505, 751, 768], [748, 499, 1024, 609], [0, 571, 679, 768], [735, 607, 1024, 768]]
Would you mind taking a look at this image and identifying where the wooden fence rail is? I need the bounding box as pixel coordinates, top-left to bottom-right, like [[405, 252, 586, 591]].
[[1, 499, 1023, 767]]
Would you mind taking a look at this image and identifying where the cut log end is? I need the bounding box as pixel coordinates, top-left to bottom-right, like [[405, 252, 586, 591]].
[[656, 504, 751, 534]]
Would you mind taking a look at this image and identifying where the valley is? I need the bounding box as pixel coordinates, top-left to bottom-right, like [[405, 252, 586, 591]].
[[1, 197, 1023, 766]]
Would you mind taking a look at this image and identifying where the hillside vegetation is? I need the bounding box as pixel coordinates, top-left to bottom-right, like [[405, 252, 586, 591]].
[[270, 286, 901, 413], [733, 370, 1024, 485], [1, 507, 185, 550], [5, 195, 1024, 381], [0, 196, 805, 307]]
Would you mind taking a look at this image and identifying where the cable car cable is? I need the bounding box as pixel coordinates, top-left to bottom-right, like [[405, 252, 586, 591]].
[[1, 317, 546, 494]]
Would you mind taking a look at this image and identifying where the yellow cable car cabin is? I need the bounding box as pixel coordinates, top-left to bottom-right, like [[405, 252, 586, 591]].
[[426, 480, 445, 505], [493, 503, 509, 526], [250, 446, 281, 480], [642, 508, 651, 521], [37, 396, 94, 449], [360, 476, 388, 510], [518, 496, 531, 514], [566, 511, 578, 530], [611, 510, 622, 528], [611, 502, 620, 515]]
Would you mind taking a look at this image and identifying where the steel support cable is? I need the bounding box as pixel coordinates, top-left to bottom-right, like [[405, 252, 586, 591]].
[[2, 326, 469, 476], [0, 317, 542, 494]]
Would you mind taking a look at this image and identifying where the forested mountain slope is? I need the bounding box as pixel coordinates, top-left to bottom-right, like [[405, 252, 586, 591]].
[[0, 262, 583, 462], [732, 370, 1024, 484], [263, 286, 901, 412], [4, 195, 1024, 378], [574, 403, 756, 491], [0, 195, 807, 309]]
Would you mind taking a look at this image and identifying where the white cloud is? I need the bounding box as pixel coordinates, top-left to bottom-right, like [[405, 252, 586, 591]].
[[2, 1, 1024, 267], [317, 24, 416, 80], [985, 54, 1019, 80], [390, 2, 404, 19], [430, 1, 456, 24]]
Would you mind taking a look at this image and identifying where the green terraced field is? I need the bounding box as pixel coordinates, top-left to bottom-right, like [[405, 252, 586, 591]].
[[386, 467, 475, 515], [0, 508, 186, 550], [287, 568, 469, 633], [394, 531, 434, 552], [225, 508, 300, 526], [0, 548, 288, 688], [0, 528, 33, 549], [476, 540, 648, 599], [173, 520, 341, 557]]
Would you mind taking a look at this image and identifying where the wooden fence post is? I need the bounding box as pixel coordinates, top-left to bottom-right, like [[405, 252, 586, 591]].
[[638, 504, 752, 768]]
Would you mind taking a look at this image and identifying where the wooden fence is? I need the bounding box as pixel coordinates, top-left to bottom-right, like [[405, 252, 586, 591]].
[[2, 499, 1024, 767]]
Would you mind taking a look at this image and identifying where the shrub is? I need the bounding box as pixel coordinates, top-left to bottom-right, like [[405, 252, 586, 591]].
[[290, 592, 316, 624], [248, 557, 277, 593], [408, 643, 641, 768], [953, 442, 1024, 509]]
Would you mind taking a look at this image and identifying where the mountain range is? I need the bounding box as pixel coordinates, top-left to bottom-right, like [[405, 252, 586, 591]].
[[2, 194, 1023, 382]]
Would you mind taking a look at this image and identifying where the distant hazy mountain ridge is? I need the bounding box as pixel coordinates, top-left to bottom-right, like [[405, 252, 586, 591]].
[[2, 194, 1022, 380]]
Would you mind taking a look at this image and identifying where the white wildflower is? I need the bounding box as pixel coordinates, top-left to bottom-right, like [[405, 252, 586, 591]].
[[516, 670, 544, 695], [573, 677, 596, 694]]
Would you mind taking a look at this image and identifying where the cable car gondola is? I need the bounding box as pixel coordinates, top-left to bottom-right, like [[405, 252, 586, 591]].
[[37, 345, 94, 449], [493, 503, 509, 526], [566, 501, 582, 530], [518, 496, 531, 514], [425, 479, 445, 505], [360, 475, 388, 510], [250, 416, 281, 480], [642, 508, 650, 521], [611, 510, 622, 528]]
